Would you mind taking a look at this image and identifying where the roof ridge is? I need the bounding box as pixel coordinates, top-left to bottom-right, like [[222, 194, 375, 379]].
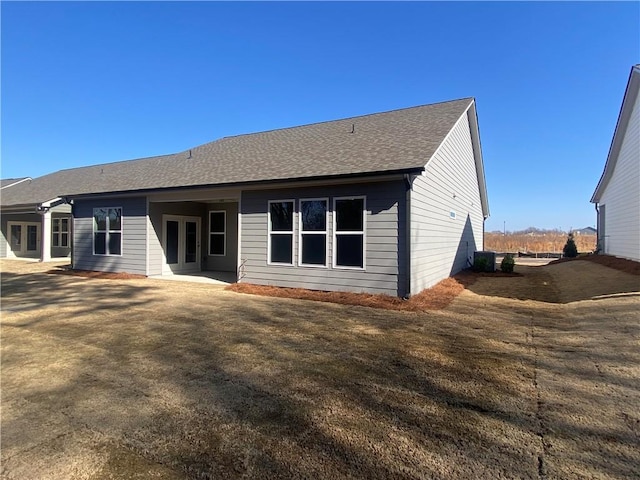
[[199, 97, 475, 144]]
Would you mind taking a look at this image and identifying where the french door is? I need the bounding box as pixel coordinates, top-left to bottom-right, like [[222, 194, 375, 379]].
[[162, 215, 201, 273], [7, 222, 41, 257]]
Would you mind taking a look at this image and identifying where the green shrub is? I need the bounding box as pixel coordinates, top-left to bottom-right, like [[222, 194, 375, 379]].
[[473, 256, 489, 272], [563, 232, 578, 258], [501, 254, 515, 273]]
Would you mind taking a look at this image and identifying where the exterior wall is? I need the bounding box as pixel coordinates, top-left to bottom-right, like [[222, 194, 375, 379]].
[[147, 201, 207, 276], [204, 202, 238, 273], [0, 221, 6, 258], [410, 110, 485, 294], [240, 180, 407, 297], [599, 91, 640, 261], [73, 196, 148, 274], [0, 210, 72, 259]]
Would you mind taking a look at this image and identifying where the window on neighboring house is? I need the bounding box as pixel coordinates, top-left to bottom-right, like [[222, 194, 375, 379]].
[[334, 197, 366, 269], [52, 218, 70, 247], [209, 211, 226, 256], [299, 199, 328, 266], [93, 207, 122, 255], [268, 200, 294, 264]]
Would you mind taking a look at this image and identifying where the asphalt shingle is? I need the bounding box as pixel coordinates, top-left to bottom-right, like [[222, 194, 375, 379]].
[[1, 98, 473, 206]]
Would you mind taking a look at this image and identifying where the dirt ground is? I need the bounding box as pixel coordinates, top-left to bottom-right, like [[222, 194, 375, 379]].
[[1, 259, 639, 479]]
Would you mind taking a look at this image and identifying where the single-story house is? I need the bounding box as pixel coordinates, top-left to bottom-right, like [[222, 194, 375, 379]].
[[0, 177, 72, 261], [2, 98, 489, 296], [591, 65, 640, 262]]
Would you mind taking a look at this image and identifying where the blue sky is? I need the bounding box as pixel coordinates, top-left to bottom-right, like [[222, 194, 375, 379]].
[[2, 1, 638, 232]]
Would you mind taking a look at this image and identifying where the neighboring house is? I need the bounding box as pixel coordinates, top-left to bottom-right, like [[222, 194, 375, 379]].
[[2, 98, 489, 296], [591, 65, 640, 262], [572, 226, 597, 236], [0, 178, 72, 261]]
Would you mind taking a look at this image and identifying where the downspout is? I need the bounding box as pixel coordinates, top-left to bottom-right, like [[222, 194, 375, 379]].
[[404, 174, 412, 299]]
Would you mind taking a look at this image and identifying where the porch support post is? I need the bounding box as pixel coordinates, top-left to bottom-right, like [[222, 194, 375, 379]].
[[40, 209, 52, 262]]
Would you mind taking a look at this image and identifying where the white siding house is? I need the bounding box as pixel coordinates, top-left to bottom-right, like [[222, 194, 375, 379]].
[[591, 65, 640, 262]]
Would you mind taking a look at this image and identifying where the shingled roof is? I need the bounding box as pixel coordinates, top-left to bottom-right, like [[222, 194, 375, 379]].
[[1, 98, 474, 207]]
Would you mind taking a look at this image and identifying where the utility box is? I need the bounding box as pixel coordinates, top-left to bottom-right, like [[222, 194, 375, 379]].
[[474, 251, 496, 272]]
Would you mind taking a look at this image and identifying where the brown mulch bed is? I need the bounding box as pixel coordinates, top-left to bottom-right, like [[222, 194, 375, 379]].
[[46, 267, 146, 280], [549, 254, 640, 275], [227, 273, 480, 311]]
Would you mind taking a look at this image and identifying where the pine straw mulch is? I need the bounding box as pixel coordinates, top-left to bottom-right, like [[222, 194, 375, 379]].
[[548, 254, 640, 275], [226, 273, 484, 312]]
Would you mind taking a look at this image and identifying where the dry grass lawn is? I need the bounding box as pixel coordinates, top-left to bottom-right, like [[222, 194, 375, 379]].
[[1, 257, 639, 479]]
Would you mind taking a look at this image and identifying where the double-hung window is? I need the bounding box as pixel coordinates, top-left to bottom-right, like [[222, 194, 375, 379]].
[[52, 218, 70, 247], [209, 211, 226, 256], [299, 199, 328, 266], [268, 200, 294, 264], [93, 207, 122, 255], [333, 197, 366, 269]]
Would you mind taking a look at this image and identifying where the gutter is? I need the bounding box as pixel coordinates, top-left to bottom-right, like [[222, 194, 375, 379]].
[[63, 167, 426, 201]]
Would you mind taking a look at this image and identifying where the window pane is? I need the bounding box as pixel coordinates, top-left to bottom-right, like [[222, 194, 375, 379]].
[[27, 226, 38, 251], [210, 234, 225, 255], [185, 221, 197, 263], [53, 219, 60, 232], [336, 234, 363, 268], [336, 199, 364, 231], [109, 208, 122, 230], [301, 234, 326, 265], [270, 202, 293, 231], [301, 200, 326, 231], [94, 232, 106, 254], [61, 218, 69, 231], [166, 221, 179, 264], [210, 212, 225, 233], [94, 209, 107, 231], [53, 234, 60, 247], [10, 225, 21, 248], [61, 233, 69, 247], [270, 234, 292, 263], [108, 232, 122, 255]]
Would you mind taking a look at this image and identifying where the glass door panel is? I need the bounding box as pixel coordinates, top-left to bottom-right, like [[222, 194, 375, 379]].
[[166, 220, 179, 265], [27, 225, 38, 251], [185, 221, 197, 263]]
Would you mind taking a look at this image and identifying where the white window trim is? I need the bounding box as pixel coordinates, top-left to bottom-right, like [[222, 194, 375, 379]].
[[93, 207, 123, 256], [298, 197, 329, 268], [208, 210, 226, 257], [267, 199, 295, 266], [332, 196, 366, 270], [52, 217, 70, 248]]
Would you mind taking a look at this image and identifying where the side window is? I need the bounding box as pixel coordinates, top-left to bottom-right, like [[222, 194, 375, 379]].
[[334, 197, 365, 269], [268, 200, 294, 264], [52, 218, 70, 247], [93, 207, 122, 255], [209, 211, 226, 256], [299, 199, 328, 266]]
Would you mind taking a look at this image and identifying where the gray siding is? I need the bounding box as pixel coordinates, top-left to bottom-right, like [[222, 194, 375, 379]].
[[240, 180, 406, 296], [0, 223, 6, 258], [73, 197, 148, 274], [410, 110, 485, 294], [205, 202, 238, 273]]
